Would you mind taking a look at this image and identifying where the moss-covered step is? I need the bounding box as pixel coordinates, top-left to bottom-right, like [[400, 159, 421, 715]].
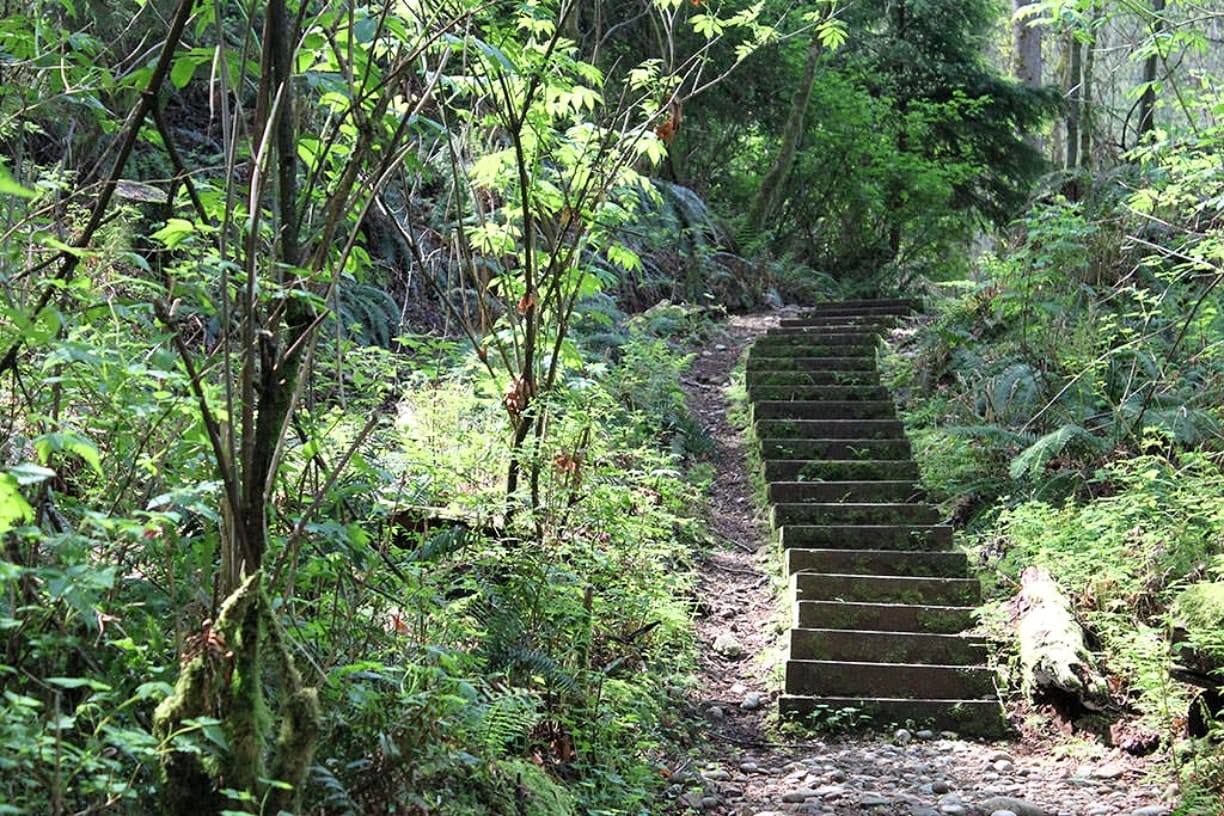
[[746, 352, 877, 371], [772, 502, 939, 527], [778, 696, 1008, 740], [768, 480, 919, 504], [778, 315, 897, 329], [789, 628, 987, 665], [759, 438, 911, 461], [763, 459, 919, 482], [786, 547, 968, 578], [747, 370, 882, 389], [779, 524, 953, 551], [794, 600, 976, 633], [747, 384, 890, 402], [745, 358, 878, 377], [785, 659, 995, 699], [793, 572, 981, 607], [798, 297, 920, 312], [759, 329, 880, 343], [755, 419, 906, 440], [751, 400, 897, 421]]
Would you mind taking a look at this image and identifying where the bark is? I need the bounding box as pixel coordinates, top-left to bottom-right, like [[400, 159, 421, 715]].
[[1137, 0, 1166, 143], [1012, 0, 1042, 86], [745, 31, 824, 235], [1011, 567, 1110, 710], [1065, 32, 1081, 170]]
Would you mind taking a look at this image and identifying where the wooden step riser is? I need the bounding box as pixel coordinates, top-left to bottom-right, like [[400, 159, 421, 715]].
[[747, 385, 890, 401], [747, 363, 879, 382], [793, 572, 981, 607], [739, 354, 886, 374], [796, 601, 975, 633], [753, 401, 897, 421], [773, 503, 939, 527], [747, 352, 877, 369], [764, 460, 919, 482], [755, 419, 905, 440], [780, 525, 953, 551], [786, 660, 996, 699], [786, 548, 968, 578], [753, 330, 881, 342], [789, 628, 987, 665], [778, 316, 897, 329], [769, 481, 920, 504], [798, 297, 920, 312], [760, 440, 912, 461], [779, 696, 1007, 739], [748, 373, 882, 391]]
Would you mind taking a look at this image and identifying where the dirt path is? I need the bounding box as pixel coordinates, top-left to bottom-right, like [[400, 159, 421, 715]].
[[669, 311, 1178, 816]]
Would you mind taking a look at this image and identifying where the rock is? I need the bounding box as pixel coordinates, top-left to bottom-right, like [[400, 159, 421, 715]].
[[739, 760, 759, 773], [931, 780, 952, 795], [828, 769, 847, 782], [990, 751, 1016, 763], [706, 705, 725, 721], [861, 794, 891, 807], [994, 760, 1015, 773], [741, 691, 764, 711], [990, 811, 1019, 816], [1131, 808, 1169, 816], [1084, 807, 1112, 816], [781, 789, 817, 803], [713, 633, 744, 658], [895, 728, 913, 746], [751, 812, 786, 816], [916, 730, 936, 740], [703, 769, 731, 781], [978, 797, 1045, 816], [940, 806, 966, 816], [699, 795, 721, 809], [1093, 763, 1125, 779]]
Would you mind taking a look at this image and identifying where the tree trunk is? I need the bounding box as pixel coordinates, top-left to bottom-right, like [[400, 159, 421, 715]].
[[745, 31, 824, 235], [1065, 32, 1081, 170], [1011, 567, 1111, 711], [1012, 0, 1042, 86], [1137, 0, 1166, 143], [1079, 3, 1099, 171]]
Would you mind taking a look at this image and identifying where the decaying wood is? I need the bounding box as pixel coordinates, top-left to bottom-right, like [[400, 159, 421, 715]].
[[1010, 566, 1111, 710]]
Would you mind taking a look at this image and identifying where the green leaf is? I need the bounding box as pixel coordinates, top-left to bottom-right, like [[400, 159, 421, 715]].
[[151, 218, 197, 249], [0, 473, 34, 534], [46, 676, 112, 692], [0, 162, 35, 198]]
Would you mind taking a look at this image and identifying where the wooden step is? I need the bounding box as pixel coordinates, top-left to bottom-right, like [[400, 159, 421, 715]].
[[769, 481, 920, 504], [778, 696, 1007, 739], [745, 362, 878, 383], [773, 502, 939, 528], [755, 419, 905, 441], [796, 299, 919, 315], [779, 524, 953, 550], [739, 354, 886, 374], [789, 628, 986, 665], [786, 660, 996, 699], [746, 384, 890, 402], [747, 371, 881, 390], [778, 315, 897, 329], [764, 459, 919, 482], [786, 548, 968, 578], [759, 437, 911, 461], [752, 400, 896, 421], [793, 572, 980, 607], [795, 600, 976, 634], [748, 351, 876, 368], [759, 330, 880, 344]]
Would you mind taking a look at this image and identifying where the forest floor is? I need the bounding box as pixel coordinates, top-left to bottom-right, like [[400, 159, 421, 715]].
[[667, 309, 1181, 816]]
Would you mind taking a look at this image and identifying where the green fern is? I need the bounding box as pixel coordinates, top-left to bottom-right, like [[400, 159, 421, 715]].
[[1009, 423, 1105, 480]]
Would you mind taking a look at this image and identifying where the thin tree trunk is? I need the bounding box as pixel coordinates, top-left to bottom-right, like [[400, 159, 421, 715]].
[[1065, 32, 1081, 170], [1137, 0, 1166, 143], [1079, 3, 1099, 170], [745, 32, 824, 234]]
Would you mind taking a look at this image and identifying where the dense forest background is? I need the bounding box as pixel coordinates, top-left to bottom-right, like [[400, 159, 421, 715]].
[[1, 0, 1223, 813]]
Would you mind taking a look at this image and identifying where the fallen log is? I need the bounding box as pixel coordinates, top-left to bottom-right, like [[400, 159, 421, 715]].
[[1010, 566, 1111, 712]]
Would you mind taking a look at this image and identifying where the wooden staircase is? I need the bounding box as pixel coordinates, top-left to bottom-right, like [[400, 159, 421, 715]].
[[748, 299, 1007, 738]]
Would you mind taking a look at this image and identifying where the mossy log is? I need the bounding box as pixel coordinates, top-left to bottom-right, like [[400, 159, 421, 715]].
[[1011, 566, 1110, 710]]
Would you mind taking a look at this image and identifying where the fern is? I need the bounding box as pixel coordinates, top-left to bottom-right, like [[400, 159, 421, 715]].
[[1009, 423, 1105, 480], [335, 282, 400, 348]]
